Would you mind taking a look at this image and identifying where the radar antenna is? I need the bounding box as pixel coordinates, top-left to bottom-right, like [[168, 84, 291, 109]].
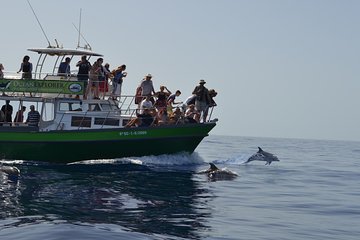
[[27, 0, 53, 48]]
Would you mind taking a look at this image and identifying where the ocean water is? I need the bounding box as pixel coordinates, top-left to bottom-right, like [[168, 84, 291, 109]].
[[1, 135, 360, 240]]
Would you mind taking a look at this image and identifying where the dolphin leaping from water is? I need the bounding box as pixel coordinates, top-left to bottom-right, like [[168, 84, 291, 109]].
[[245, 147, 280, 165]]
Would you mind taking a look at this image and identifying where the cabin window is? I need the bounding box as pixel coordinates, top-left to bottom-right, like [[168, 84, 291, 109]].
[[42, 102, 54, 121], [94, 118, 120, 126], [60, 102, 82, 111], [71, 116, 91, 128]]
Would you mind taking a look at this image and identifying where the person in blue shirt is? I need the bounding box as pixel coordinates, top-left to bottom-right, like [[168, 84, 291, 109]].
[[58, 57, 71, 76], [111, 64, 127, 100]]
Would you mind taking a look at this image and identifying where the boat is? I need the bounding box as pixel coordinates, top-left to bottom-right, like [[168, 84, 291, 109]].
[[0, 47, 217, 163]]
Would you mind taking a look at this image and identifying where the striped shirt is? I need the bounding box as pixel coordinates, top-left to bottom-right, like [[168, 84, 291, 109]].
[[27, 111, 40, 126]]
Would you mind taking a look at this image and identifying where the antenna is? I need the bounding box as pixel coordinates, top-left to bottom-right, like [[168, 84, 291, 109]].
[[73, 8, 92, 51], [77, 8, 82, 49], [54, 39, 60, 48], [72, 22, 92, 51], [27, 0, 52, 47]]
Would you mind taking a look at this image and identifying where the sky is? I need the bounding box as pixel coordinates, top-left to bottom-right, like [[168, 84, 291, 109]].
[[1, 0, 360, 141]]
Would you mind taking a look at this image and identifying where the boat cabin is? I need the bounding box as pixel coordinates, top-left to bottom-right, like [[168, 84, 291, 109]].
[[0, 95, 135, 131], [0, 46, 138, 131]]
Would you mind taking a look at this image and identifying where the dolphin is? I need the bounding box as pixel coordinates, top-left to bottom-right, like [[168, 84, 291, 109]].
[[245, 147, 280, 165], [0, 165, 20, 176], [199, 162, 219, 173], [198, 163, 238, 180]]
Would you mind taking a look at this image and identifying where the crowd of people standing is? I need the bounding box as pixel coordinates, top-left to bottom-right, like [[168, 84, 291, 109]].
[[127, 76, 217, 127], [70, 55, 217, 126], [0, 100, 40, 127], [1, 54, 217, 128]]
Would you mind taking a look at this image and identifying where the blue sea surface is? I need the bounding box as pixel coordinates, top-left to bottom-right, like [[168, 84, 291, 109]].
[[1, 135, 360, 240]]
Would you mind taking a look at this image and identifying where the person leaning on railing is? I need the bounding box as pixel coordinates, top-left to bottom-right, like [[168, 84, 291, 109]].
[[76, 55, 92, 98], [192, 79, 211, 122], [57, 57, 71, 77], [17, 55, 33, 79], [110, 64, 127, 100]]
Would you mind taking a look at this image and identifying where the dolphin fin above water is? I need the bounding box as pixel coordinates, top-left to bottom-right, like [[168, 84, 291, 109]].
[[198, 163, 238, 181], [209, 163, 219, 171], [198, 163, 219, 174]]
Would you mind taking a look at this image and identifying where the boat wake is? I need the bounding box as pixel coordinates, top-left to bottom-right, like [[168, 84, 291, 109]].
[[0, 153, 206, 174], [133, 152, 204, 166], [70, 158, 144, 165], [0, 160, 25, 165], [212, 153, 253, 165], [69, 152, 205, 167]]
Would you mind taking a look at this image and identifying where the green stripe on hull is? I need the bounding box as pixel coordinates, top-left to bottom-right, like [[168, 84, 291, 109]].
[[0, 123, 215, 163], [0, 123, 213, 141]]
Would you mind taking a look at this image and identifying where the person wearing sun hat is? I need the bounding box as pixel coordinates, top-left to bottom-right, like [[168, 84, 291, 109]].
[[139, 73, 156, 103], [140, 74, 155, 96], [192, 79, 211, 122]]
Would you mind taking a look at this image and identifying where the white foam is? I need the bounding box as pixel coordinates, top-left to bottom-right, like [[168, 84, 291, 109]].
[[69, 152, 205, 166], [213, 153, 252, 165], [132, 152, 205, 166], [0, 160, 24, 165]]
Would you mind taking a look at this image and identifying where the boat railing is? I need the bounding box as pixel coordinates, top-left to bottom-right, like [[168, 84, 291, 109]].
[[0, 104, 217, 130], [110, 95, 217, 124], [1, 75, 217, 123], [2, 71, 131, 100], [2, 71, 23, 80], [0, 72, 217, 127], [2, 72, 79, 82], [116, 95, 137, 115], [43, 73, 78, 81]]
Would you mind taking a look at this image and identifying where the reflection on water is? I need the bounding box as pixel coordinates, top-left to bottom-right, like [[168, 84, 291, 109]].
[[0, 162, 214, 239], [0, 172, 22, 218]]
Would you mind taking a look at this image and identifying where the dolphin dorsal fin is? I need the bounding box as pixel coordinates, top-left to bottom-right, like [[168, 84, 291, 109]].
[[257, 147, 263, 153], [209, 163, 219, 171]]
